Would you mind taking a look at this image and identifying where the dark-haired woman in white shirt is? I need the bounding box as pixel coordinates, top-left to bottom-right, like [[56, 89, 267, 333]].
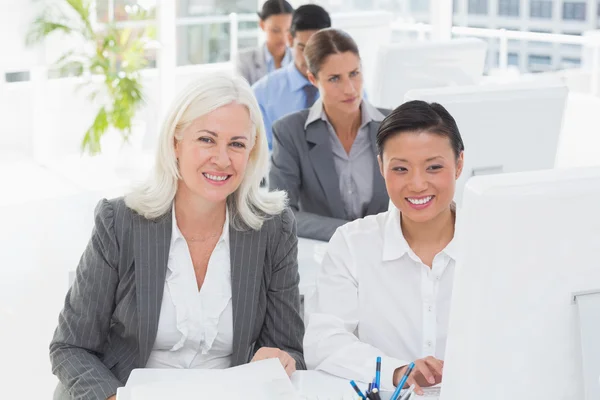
[[304, 100, 465, 395]]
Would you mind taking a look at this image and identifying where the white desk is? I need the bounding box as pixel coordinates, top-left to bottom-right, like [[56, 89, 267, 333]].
[[119, 369, 399, 400], [119, 368, 441, 399]]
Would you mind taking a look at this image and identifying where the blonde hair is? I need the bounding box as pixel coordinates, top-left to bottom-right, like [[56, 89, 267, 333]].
[[125, 72, 286, 230]]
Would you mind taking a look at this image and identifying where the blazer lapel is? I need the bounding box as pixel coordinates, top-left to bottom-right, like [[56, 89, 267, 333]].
[[230, 225, 267, 366], [306, 120, 346, 219], [366, 121, 390, 215], [133, 211, 171, 367]]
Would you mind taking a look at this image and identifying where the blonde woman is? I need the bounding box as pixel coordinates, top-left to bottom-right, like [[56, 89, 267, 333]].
[[50, 73, 305, 400]]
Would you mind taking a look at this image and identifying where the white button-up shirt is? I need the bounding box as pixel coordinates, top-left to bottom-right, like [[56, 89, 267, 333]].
[[145, 206, 233, 369], [304, 206, 457, 390]]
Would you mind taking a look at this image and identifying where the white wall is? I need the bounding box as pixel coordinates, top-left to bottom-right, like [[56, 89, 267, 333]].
[[0, 62, 233, 162], [0, 0, 43, 73]]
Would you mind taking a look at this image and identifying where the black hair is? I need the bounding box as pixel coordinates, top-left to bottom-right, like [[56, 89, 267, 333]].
[[376, 100, 465, 158], [290, 4, 331, 37], [304, 28, 359, 77], [257, 0, 294, 20]]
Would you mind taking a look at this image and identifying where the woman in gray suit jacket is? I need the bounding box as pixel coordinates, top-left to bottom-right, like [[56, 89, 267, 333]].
[[269, 28, 390, 242], [235, 0, 294, 85], [50, 73, 305, 400]]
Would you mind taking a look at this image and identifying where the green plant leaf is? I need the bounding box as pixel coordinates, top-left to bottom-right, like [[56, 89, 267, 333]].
[[28, 0, 151, 155], [82, 106, 109, 155], [26, 18, 75, 46]]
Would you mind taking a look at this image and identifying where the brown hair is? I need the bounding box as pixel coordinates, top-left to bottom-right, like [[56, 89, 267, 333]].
[[303, 28, 360, 77]]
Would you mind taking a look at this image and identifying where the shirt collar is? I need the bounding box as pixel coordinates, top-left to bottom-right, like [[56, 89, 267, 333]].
[[381, 205, 458, 262], [263, 43, 274, 65], [171, 203, 230, 247], [442, 205, 459, 260], [264, 44, 292, 67], [382, 206, 411, 262], [304, 98, 385, 130], [285, 62, 311, 92]]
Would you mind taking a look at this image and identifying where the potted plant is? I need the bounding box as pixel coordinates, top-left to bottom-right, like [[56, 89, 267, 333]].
[[26, 0, 156, 156]]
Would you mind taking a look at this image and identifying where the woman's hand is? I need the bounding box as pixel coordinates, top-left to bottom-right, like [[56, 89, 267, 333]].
[[106, 396, 116, 400], [251, 347, 297, 376], [393, 356, 443, 395]]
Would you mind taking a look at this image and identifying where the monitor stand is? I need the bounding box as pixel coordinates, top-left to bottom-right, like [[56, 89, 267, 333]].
[[572, 289, 600, 400]]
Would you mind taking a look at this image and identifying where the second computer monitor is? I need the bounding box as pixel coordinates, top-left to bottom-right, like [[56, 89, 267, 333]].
[[440, 167, 600, 400], [371, 38, 488, 109], [405, 81, 568, 205]]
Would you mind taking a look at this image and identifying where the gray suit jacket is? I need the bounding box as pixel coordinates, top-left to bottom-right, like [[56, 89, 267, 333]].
[[269, 109, 390, 242], [50, 198, 305, 400], [235, 47, 269, 86]]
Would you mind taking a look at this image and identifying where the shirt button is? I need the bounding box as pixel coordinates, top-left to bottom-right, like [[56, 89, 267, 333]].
[[428, 305, 433, 312], [427, 341, 433, 347]]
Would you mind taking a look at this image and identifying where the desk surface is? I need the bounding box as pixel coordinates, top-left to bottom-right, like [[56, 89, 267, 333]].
[[120, 368, 439, 400], [120, 369, 386, 400]]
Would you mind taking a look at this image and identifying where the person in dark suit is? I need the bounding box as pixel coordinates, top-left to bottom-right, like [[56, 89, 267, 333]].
[[269, 28, 390, 241], [235, 0, 294, 85], [50, 72, 305, 400]]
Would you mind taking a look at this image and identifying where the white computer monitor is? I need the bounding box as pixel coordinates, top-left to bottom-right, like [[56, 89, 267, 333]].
[[371, 38, 488, 109], [405, 81, 568, 205], [331, 11, 393, 96], [440, 167, 600, 400]]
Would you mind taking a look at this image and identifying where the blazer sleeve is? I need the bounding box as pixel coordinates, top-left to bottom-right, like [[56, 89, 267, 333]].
[[49, 199, 122, 400], [235, 51, 252, 85], [270, 118, 349, 242], [256, 208, 306, 369]]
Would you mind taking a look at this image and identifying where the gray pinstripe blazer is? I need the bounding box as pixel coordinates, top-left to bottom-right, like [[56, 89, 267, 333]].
[[50, 198, 305, 400]]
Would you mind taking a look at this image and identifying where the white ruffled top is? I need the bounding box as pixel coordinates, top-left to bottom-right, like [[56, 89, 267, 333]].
[[145, 204, 233, 369]]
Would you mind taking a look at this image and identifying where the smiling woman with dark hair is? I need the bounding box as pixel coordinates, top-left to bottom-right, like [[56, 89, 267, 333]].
[[304, 100, 465, 395], [268, 28, 390, 241]]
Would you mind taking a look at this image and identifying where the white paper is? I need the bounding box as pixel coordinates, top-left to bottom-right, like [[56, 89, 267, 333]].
[[122, 359, 300, 400]]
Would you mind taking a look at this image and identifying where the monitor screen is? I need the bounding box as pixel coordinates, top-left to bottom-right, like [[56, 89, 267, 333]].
[[440, 167, 600, 400], [372, 38, 488, 109]]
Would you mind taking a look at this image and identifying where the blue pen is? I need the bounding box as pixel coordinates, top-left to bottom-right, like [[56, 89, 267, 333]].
[[375, 356, 382, 389], [350, 380, 367, 399], [390, 362, 415, 400]]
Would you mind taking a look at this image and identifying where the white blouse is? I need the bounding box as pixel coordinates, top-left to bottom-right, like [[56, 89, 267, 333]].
[[304, 206, 457, 390], [145, 205, 233, 369]]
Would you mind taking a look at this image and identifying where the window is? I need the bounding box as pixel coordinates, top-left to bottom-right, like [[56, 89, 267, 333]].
[[453, 0, 460, 14], [528, 54, 552, 72], [175, 0, 260, 66], [561, 57, 581, 69], [96, 0, 156, 22], [498, 0, 519, 17], [177, 23, 233, 66], [562, 2, 586, 21], [561, 31, 582, 50], [468, 0, 488, 15], [528, 29, 552, 47], [177, 0, 256, 16], [410, 0, 430, 13], [5, 71, 30, 83], [497, 52, 520, 67], [530, 0, 552, 19]]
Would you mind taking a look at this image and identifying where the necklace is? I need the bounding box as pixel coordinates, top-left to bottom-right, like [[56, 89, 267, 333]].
[[185, 231, 220, 243]]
